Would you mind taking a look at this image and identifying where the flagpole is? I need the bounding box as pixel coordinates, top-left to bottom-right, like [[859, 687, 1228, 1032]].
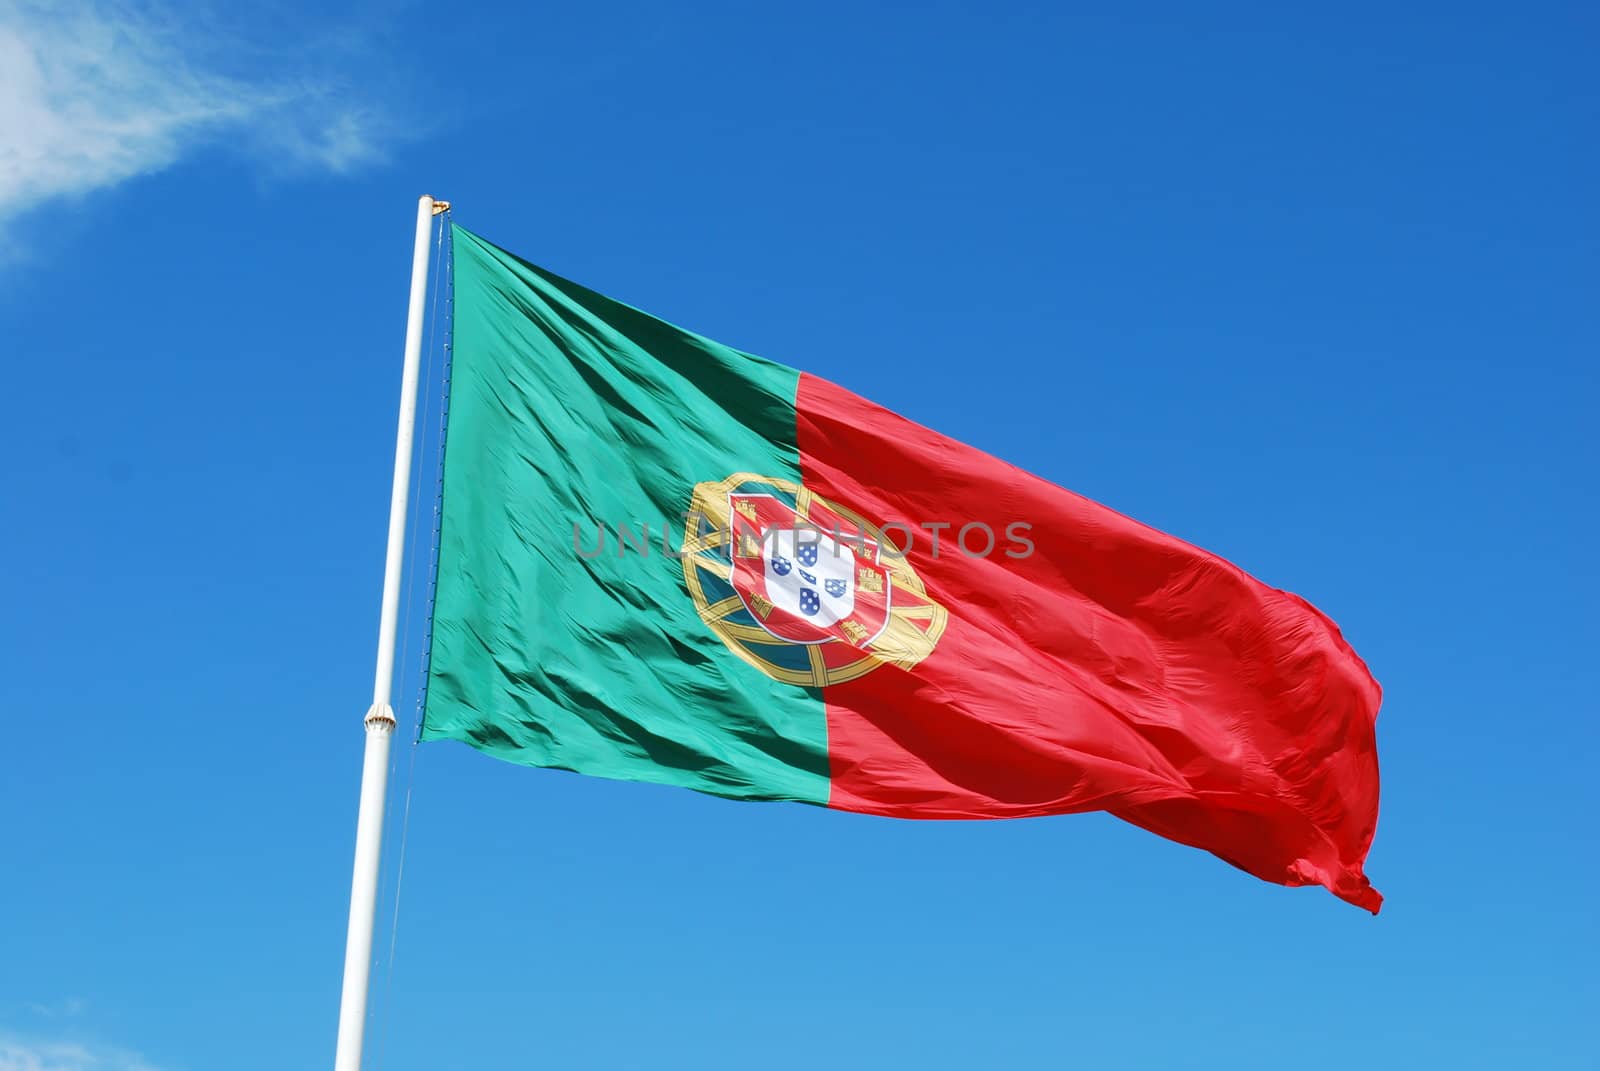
[[334, 193, 448, 1071]]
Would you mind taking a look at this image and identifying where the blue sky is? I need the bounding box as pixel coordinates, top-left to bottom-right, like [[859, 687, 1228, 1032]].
[[2, 2, 1596, 1068]]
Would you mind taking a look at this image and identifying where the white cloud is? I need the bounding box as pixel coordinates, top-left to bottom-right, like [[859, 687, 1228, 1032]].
[[0, 1033, 163, 1071], [0, 0, 396, 227]]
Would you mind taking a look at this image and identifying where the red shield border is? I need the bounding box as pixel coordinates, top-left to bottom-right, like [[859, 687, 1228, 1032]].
[[728, 493, 892, 650]]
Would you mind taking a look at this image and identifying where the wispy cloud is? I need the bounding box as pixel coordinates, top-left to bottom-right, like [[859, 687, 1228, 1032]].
[[0, 0, 399, 228], [0, 1033, 163, 1071], [15, 1002, 85, 1022]]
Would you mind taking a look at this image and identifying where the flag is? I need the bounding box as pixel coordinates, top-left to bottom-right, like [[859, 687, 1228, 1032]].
[[421, 225, 1383, 912]]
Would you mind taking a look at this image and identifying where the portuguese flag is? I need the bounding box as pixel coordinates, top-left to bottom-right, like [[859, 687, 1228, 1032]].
[[422, 225, 1383, 912]]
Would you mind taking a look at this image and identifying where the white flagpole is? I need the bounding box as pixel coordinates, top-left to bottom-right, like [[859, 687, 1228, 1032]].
[[335, 193, 448, 1071]]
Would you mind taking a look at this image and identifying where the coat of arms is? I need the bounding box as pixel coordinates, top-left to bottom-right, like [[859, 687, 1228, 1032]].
[[682, 473, 946, 687]]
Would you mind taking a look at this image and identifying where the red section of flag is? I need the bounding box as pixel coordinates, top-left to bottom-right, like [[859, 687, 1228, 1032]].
[[795, 373, 1383, 912]]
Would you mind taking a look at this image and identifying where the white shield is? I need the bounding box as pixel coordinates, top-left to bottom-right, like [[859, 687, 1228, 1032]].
[[763, 527, 855, 627]]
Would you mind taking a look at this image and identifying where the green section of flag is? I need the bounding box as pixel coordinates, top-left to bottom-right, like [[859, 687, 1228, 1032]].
[[420, 226, 829, 804]]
